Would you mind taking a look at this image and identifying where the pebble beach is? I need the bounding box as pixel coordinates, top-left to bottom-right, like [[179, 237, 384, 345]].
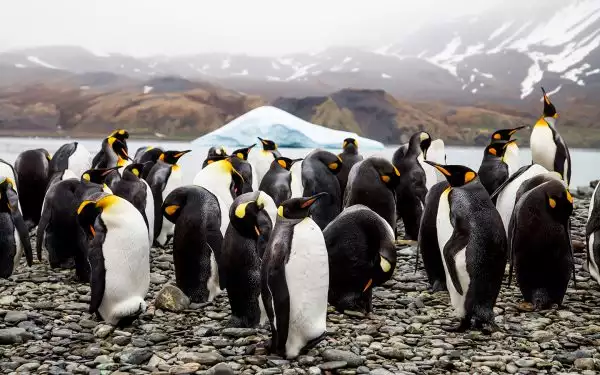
[[0, 196, 598, 375]]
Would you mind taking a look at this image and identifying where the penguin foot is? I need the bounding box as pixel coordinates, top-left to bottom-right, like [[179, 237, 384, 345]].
[[444, 318, 470, 333], [343, 310, 367, 319], [301, 331, 328, 354], [517, 302, 534, 312], [431, 280, 447, 293]]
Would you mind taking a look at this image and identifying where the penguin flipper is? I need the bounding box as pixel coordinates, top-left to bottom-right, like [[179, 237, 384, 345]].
[[507, 205, 518, 287], [88, 244, 106, 314], [36, 196, 52, 262], [551, 129, 571, 184], [442, 226, 469, 296], [490, 165, 532, 203], [6, 187, 32, 266]]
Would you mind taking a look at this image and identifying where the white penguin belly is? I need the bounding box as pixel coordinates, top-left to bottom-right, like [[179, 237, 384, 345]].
[[157, 167, 182, 246], [290, 162, 303, 198], [589, 234, 600, 286], [251, 151, 274, 188], [142, 180, 155, 247], [418, 154, 437, 191], [12, 227, 22, 272], [99, 208, 150, 325], [503, 143, 520, 177], [436, 189, 470, 318], [530, 127, 556, 173], [496, 164, 548, 234], [258, 293, 268, 325], [206, 245, 221, 301], [68, 144, 92, 178], [285, 218, 329, 358]]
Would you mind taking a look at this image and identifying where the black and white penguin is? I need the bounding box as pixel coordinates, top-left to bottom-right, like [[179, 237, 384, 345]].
[[146, 150, 191, 247], [193, 158, 247, 236], [50, 141, 92, 178], [417, 180, 450, 292], [509, 175, 573, 309], [14, 148, 51, 229], [491, 164, 554, 233], [343, 157, 400, 233], [530, 87, 571, 186], [110, 163, 155, 245], [249, 137, 281, 188], [0, 178, 33, 278], [37, 179, 106, 281], [80, 167, 120, 193], [259, 157, 303, 206], [392, 132, 431, 240], [92, 129, 130, 169], [587, 181, 600, 285], [220, 191, 275, 327], [230, 145, 256, 194], [301, 149, 343, 230], [202, 146, 228, 169], [426, 161, 507, 332], [478, 141, 514, 195], [0, 159, 22, 215], [162, 186, 223, 302], [262, 193, 329, 359], [337, 138, 364, 196], [323, 204, 396, 315], [134, 146, 164, 180], [77, 192, 149, 325], [490, 126, 526, 143]]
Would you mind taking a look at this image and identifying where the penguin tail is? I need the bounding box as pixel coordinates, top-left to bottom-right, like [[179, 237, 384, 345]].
[[532, 289, 551, 311], [109, 297, 147, 326]]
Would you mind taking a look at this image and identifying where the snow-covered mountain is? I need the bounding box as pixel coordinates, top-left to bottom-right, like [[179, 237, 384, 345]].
[[1, 0, 598, 105]]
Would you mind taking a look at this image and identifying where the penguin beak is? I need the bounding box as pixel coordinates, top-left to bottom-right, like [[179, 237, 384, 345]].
[[101, 166, 121, 176], [508, 126, 526, 135], [174, 150, 192, 158], [424, 161, 451, 176], [291, 158, 303, 166], [300, 192, 328, 208]]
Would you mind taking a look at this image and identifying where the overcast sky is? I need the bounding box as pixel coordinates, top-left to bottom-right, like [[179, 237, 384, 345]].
[[0, 0, 498, 57]]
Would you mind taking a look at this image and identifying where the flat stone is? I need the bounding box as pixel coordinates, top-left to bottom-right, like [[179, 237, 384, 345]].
[[178, 351, 224, 365], [322, 349, 364, 367], [378, 347, 404, 360], [0, 327, 33, 344], [221, 327, 256, 337], [319, 361, 347, 370], [94, 324, 113, 339], [208, 363, 235, 375], [308, 367, 321, 375], [4, 311, 28, 324], [119, 348, 153, 365], [369, 369, 394, 375], [169, 362, 200, 374], [515, 358, 535, 367], [155, 285, 190, 312], [531, 330, 555, 343], [16, 362, 40, 372], [575, 358, 596, 370]]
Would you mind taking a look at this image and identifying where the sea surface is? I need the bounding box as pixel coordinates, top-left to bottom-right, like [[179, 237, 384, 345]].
[[0, 137, 598, 188]]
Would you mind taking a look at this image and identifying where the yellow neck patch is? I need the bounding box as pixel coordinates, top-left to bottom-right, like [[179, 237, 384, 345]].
[[549, 197, 557, 208], [96, 195, 119, 209], [82, 173, 91, 181], [235, 201, 251, 219], [380, 256, 392, 273], [566, 190, 573, 204], [535, 117, 549, 127], [277, 205, 284, 218], [488, 148, 497, 156], [165, 205, 179, 216], [381, 175, 390, 183], [328, 162, 338, 170], [278, 160, 287, 169], [464, 171, 476, 183]]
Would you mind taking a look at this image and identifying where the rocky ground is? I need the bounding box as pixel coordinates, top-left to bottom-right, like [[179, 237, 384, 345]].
[[0, 197, 599, 375]]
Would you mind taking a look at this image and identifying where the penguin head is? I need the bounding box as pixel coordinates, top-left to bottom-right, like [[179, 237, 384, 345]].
[[418, 132, 432, 155], [161, 187, 189, 223], [205, 147, 228, 166], [110, 129, 130, 142], [484, 142, 507, 158], [342, 138, 359, 154], [365, 243, 397, 292], [273, 157, 302, 171], [541, 87, 558, 119], [39, 148, 52, 161], [230, 191, 268, 238], [0, 177, 17, 213], [160, 150, 191, 165], [231, 144, 256, 161], [258, 137, 278, 151], [277, 192, 328, 220], [123, 163, 146, 178], [76, 193, 118, 240], [425, 161, 477, 187], [547, 188, 574, 220], [311, 150, 343, 175], [369, 158, 401, 188], [108, 137, 130, 165], [491, 126, 526, 141], [81, 167, 120, 185]]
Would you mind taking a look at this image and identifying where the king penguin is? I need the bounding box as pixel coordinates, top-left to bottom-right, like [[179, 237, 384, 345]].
[[80, 167, 120, 193], [301, 149, 343, 230], [230, 144, 256, 194], [202, 146, 228, 169], [262, 193, 329, 359], [0, 177, 33, 278], [337, 138, 363, 196], [426, 161, 507, 332], [146, 150, 191, 247], [508, 174, 573, 310], [323, 204, 396, 316], [0, 159, 23, 216], [14, 148, 51, 229], [259, 157, 303, 206], [343, 157, 400, 233], [50, 142, 92, 179], [249, 137, 281, 189], [162, 186, 224, 303], [478, 141, 515, 195], [77, 192, 149, 326], [220, 191, 276, 327], [134, 146, 164, 180], [111, 163, 155, 245], [92, 129, 130, 169], [392, 132, 431, 240], [530, 87, 571, 186], [193, 158, 246, 236], [587, 181, 600, 286]]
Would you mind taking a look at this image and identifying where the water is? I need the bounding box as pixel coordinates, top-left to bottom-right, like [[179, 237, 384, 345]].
[[0, 137, 598, 188]]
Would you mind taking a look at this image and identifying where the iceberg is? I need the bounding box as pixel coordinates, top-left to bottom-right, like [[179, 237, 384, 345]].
[[191, 106, 385, 150]]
